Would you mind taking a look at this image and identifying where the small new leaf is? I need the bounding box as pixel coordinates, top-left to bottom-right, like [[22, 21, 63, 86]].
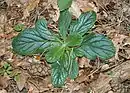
[[79, 33, 115, 60], [45, 45, 65, 63], [70, 11, 96, 35], [14, 23, 25, 32], [58, 0, 73, 11], [65, 33, 83, 47]]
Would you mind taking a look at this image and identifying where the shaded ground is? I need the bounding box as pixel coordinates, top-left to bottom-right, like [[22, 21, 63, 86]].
[[0, 0, 130, 93]]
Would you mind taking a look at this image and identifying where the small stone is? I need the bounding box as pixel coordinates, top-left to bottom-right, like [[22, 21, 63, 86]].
[[108, 90, 114, 93], [101, 64, 109, 71]]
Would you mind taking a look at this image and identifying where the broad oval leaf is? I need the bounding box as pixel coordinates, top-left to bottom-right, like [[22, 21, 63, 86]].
[[35, 18, 54, 40], [65, 33, 83, 47], [78, 33, 115, 60], [12, 19, 58, 55], [12, 28, 53, 55], [70, 11, 96, 35], [58, 0, 73, 11], [51, 61, 68, 87], [45, 45, 65, 63], [58, 9, 72, 38]]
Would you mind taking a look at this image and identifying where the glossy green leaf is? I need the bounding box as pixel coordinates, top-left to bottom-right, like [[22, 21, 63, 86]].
[[68, 60, 78, 79], [78, 33, 115, 60], [45, 45, 65, 63], [65, 33, 83, 47], [58, 9, 72, 38], [12, 19, 56, 55], [58, 0, 73, 11], [66, 50, 78, 79], [12, 28, 52, 55], [51, 61, 68, 87], [61, 52, 70, 71], [73, 48, 84, 57], [70, 11, 96, 35], [35, 18, 54, 40], [61, 50, 72, 72], [61, 50, 78, 79]]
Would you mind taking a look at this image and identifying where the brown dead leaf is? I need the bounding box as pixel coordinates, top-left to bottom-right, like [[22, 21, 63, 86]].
[[23, 0, 40, 19], [19, 0, 29, 4], [90, 60, 130, 93], [124, 37, 130, 46], [16, 72, 29, 91], [0, 11, 7, 26], [70, 1, 81, 18], [75, 0, 98, 12], [48, 0, 60, 22], [0, 76, 9, 89], [90, 73, 111, 93], [27, 76, 51, 92], [111, 32, 127, 59], [5, 0, 16, 6], [75, 67, 93, 83], [78, 57, 91, 68], [0, 89, 7, 93], [0, 10, 7, 37], [28, 82, 39, 93], [0, 32, 16, 39], [122, 38, 130, 59]]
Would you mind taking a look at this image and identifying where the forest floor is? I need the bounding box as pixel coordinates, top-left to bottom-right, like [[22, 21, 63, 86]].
[[0, 0, 130, 93]]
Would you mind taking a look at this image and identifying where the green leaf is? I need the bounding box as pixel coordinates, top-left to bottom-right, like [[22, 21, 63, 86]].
[[14, 24, 25, 32], [73, 48, 84, 57], [35, 18, 54, 40], [66, 50, 78, 79], [51, 61, 68, 87], [12, 28, 51, 55], [69, 19, 78, 30], [58, 9, 72, 38], [3, 63, 10, 69], [45, 45, 65, 63], [70, 11, 96, 35], [7, 66, 12, 71], [61, 50, 78, 79], [6, 70, 12, 75], [68, 60, 78, 79], [12, 19, 56, 55], [65, 33, 83, 47], [79, 33, 115, 60], [58, 0, 73, 11], [51, 49, 78, 87]]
